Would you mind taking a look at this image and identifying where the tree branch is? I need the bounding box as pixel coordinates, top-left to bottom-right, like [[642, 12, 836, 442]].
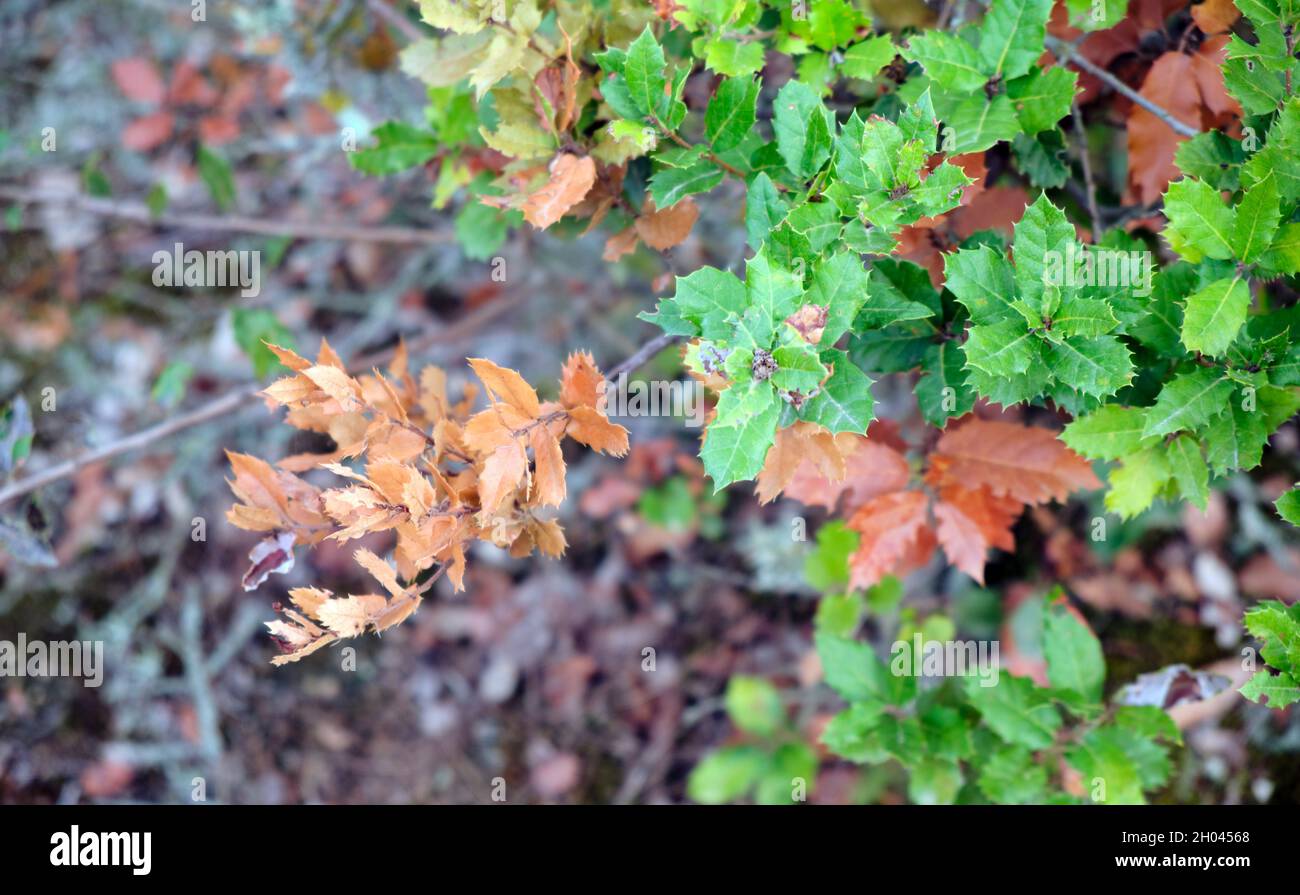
[[364, 0, 424, 43], [0, 186, 453, 246], [1071, 102, 1104, 238], [1046, 36, 1201, 139]]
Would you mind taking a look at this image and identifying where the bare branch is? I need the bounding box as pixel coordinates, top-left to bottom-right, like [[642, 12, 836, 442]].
[[0, 186, 453, 246], [1047, 37, 1201, 139]]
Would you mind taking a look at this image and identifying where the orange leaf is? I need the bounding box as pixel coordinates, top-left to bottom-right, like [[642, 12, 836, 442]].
[[522, 153, 596, 229], [565, 405, 630, 456], [603, 226, 639, 261], [529, 426, 567, 506], [927, 418, 1100, 505], [933, 485, 1022, 584], [560, 350, 606, 409], [468, 357, 541, 419], [1191, 0, 1239, 33], [846, 491, 932, 590]]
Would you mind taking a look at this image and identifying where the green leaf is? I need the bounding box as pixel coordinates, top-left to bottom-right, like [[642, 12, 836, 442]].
[[978, 745, 1048, 804], [649, 159, 725, 209], [657, 266, 748, 340], [1011, 130, 1069, 188], [687, 745, 769, 803], [1104, 446, 1171, 519], [744, 172, 790, 251], [963, 674, 1061, 750], [798, 350, 875, 434], [702, 37, 765, 77], [705, 77, 760, 153], [1162, 177, 1236, 262], [196, 146, 236, 211], [909, 758, 963, 805], [1181, 275, 1250, 357], [963, 320, 1038, 377], [978, 0, 1054, 80], [815, 633, 905, 705], [1204, 400, 1269, 474], [805, 252, 867, 345], [1239, 670, 1300, 709], [232, 308, 294, 379], [1067, 728, 1146, 803], [901, 32, 988, 92], [454, 201, 515, 261], [726, 676, 786, 736], [1141, 367, 1234, 438], [841, 35, 897, 80], [624, 26, 668, 120], [1043, 602, 1105, 703], [1276, 486, 1300, 526], [1061, 405, 1157, 460], [917, 341, 975, 427], [349, 122, 439, 175], [701, 379, 782, 490], [1007, 66, 1078, 135], [151, 360, 194, 408], [806, 520, 859, 593], [746, 247, 804, 324], [1165, 433, 1209, 510], [771, 342, 829, 392], [1014, 193, 1075, 309], [815, 592, 866, 637], [1231, 172, 1281, 263], [944, 244, 1017, 323], [1046, 336, 1133, 398], [821, 702, 889, 763], [773, 80, 833, 179], [943, 93, 1020, 153]]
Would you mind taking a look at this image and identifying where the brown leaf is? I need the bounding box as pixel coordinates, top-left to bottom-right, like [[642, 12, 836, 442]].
[[783, 435, 910, 512], [241, 530, 297, 591], [932, 485, 1022, 584], [1127, 52, 1200, 204], [635, 196, 699, 250], [926, 418, 1100, 505], [784, 304, 829, 345], [522, 153, 596, 229], [602, 226, 640, 261]]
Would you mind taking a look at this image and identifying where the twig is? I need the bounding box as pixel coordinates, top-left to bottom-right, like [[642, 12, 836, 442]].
[[604, 332, 683, 380], [0, 186, 453, 246], [1046, 37, 1201, 139], [364, 0, 424, 43], [1070, 103, 1104, 238]]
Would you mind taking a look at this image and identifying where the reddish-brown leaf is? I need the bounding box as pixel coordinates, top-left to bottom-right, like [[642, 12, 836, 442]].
[[522, 153, 596, 229], [926, 418, 1100, 505]]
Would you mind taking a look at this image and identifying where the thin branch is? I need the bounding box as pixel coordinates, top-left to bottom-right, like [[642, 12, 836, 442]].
[[1046, 36, 1201, 139], [1071, 102, 1104, 238], [605, 332, 683, 381], [0, 186, 453, 246]]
